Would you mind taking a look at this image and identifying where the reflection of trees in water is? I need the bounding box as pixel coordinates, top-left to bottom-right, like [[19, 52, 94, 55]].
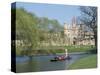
[[16, 53, 90, 72], [27, 58, 38, 71], [16, 57, 39, 72]]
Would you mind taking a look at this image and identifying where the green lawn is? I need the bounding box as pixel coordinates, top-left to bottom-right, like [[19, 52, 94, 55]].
[[16, 45, 96, 56], [39, 45, 95, 53], [68, 54, 97, 69], [65, 45, 95, 53]]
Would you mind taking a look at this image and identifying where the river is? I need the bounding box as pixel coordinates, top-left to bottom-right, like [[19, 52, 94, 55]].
[[16, 53, 90, 73]]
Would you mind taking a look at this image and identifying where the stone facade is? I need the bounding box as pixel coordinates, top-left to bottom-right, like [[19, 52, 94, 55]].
[[15, 17, 95, 47], [63, 17, 95, 46]]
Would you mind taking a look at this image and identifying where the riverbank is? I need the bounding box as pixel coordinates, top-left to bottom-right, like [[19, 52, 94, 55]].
[[16, 45, 95, 56], [65, 45, 95, 53], [68, 54, 97, 69], [16, 52, 89, 57]]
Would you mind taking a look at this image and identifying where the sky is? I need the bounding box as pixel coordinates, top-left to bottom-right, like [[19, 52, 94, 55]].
[[16, 2, 81, 26]]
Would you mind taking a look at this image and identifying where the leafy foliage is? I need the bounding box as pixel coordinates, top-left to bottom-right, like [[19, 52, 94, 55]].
[[12, 8, 63, 55]]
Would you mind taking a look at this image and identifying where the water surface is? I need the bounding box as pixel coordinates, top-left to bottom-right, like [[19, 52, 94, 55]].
[[16, 53, 90, 73]]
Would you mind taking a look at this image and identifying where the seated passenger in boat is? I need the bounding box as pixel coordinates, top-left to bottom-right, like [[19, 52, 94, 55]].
[[54, 55, 66, 60]]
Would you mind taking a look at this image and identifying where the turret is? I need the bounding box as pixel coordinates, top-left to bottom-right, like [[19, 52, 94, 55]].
[[64, 23, 68, 35], [72, 16, 77, 27]]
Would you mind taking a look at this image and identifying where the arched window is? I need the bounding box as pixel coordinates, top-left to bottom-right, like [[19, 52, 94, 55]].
[[73, 37, 76, 45]]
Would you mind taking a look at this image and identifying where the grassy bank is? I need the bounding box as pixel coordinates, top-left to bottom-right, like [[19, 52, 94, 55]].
[[68, 54, 97, 69], [16, 45, 96, 56], [16, 48, 65, 56], [65, 45, 95, 53]]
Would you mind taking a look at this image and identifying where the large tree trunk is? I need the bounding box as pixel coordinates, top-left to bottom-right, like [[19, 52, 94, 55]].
[[94, 31, 97, 47]]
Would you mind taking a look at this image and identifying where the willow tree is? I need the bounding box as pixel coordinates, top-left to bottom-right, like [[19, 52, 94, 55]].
[[12, 8, 40, 54]]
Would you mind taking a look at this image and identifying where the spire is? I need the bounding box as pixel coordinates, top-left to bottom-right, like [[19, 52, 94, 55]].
[[72, 16, 77, 27], [64, 22, 67, 30]]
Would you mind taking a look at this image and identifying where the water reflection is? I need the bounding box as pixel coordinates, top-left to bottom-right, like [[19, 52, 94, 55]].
[[16, 53, 90, 73]]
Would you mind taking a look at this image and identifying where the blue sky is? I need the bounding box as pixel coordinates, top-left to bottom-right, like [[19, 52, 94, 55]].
[[16, 2, 81, 25]]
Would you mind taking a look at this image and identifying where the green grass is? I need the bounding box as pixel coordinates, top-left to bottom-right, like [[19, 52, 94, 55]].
[[68, 54, 97, 69], [38, 45, 95, 53], [16, 45, 96, 56], [65, 45, 95, 53]]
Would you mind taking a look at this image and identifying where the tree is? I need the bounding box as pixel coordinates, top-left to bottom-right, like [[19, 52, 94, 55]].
[[37, 17, 63, 46], [12, 8, 64, 55], [12, 8, 39, 52], [79, 6, 97, 47]]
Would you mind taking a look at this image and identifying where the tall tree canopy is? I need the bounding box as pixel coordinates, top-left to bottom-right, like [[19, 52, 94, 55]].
[[12, 8, 63, 55], [79, 6, 97, 47], [16, 8, 39, 49]]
